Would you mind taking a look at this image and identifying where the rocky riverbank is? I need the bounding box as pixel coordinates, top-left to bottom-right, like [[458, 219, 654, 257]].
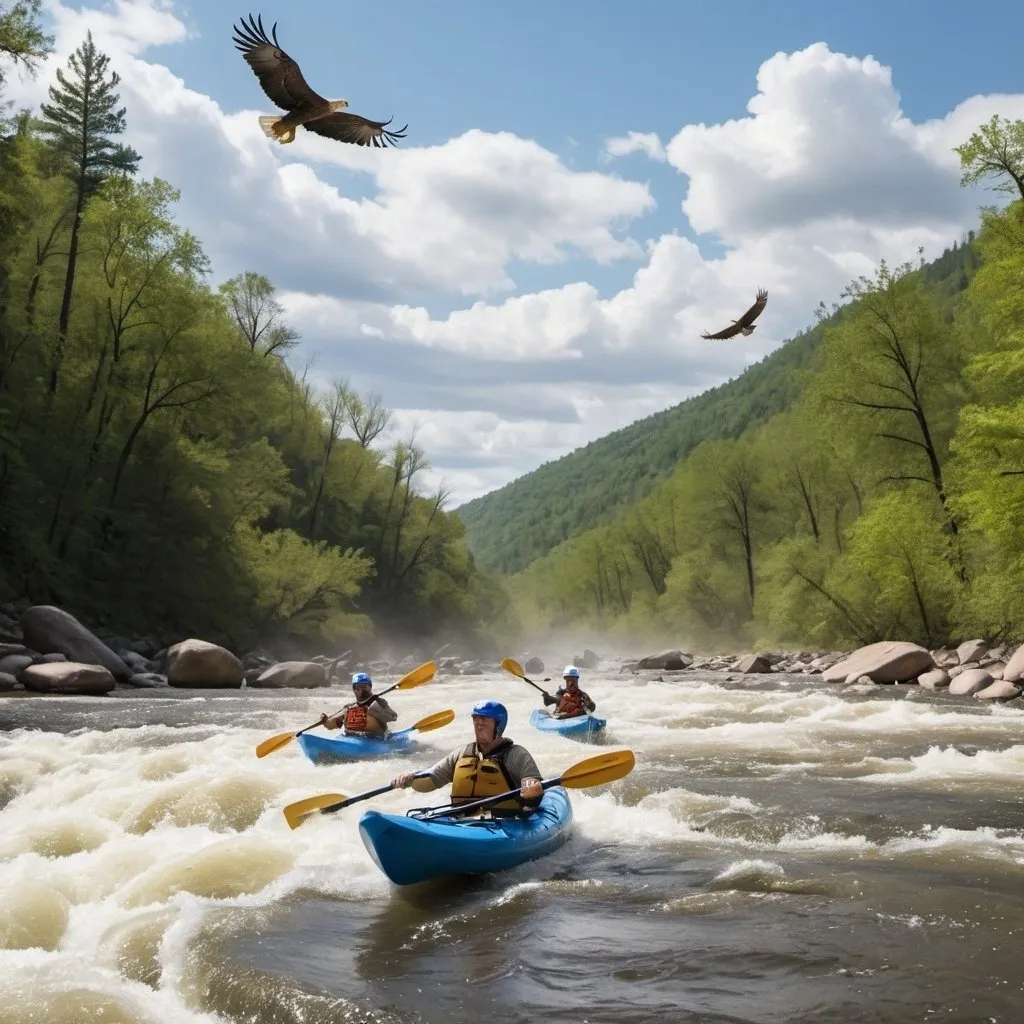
[[0, 601, 489, 697], [1, 599, 1021, 705], [612, 639, 1023, 703]]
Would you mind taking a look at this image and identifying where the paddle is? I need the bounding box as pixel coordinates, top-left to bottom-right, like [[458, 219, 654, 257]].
[[280, 709, 454, 829], [500, 657, 553, 700], [385, 708, 455, 742], [283, 747, 635, 830], [255, 660, 437, 758], [417, 748, 636, 821], [283, 772, 429, 830]]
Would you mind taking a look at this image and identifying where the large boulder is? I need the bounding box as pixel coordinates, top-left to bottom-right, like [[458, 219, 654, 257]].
[[20, 605, 132, 682], [948, 668, 992, 696], [956, 639, 988, 665], [19, 662, 115, 695], [249, 661, 328, 689], [521, 654, 544, 675], [917, 669, 950, 689], [975, 679, 1020, 701], [1003, 644, 1024, 683], [735, 653, 772, 674], [637, 650, 693, 671], [166, 639, 243, 688], [821, 641, 934, 684]]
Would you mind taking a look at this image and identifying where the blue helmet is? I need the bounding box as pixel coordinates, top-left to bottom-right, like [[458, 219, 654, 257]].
[[352, 672, 372, 687], [563, 665, 580, 678], [471, 699, 508, 736]]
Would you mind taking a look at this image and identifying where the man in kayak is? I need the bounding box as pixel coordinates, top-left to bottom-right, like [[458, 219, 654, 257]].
[[319, 672, 398, 737], [391, 700, 544, 817], [542, 665, 597, 719]]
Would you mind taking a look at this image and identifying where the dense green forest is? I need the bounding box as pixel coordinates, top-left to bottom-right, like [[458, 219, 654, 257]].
[[457, 240, 981, 577], [0, 10, 508, 652], [500, 111, 1024, 651], [499, 110, 1024, 647]]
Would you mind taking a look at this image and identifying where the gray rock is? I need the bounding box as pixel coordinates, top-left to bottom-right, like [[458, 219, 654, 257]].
[[20, 605, 132, 682], [250, 661, 329, 689], [19, 662, 115, 695], [127, 672, 169, 688]]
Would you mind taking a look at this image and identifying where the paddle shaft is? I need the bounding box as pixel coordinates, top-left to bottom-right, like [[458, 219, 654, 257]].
[[321, 771, 431, 817], [419, 774, 558, 821], [516, 672, 551, 700], [297, 679, 404, 739]]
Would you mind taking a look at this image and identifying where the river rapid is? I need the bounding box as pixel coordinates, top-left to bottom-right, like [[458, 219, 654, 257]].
[[1, 666, 1022, 1023]]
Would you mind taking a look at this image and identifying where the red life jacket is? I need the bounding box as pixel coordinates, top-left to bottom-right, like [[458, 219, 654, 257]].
[[556, 687, 587, 718], [343, 703, 369, 731]]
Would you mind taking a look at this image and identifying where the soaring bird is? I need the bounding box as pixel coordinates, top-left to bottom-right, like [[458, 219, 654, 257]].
[[700, 289, 768, 340], [232, 14, 408, 148]]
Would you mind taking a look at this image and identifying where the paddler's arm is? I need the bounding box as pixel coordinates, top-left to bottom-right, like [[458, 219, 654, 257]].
[[582, 691, 596, 711], [507, 747, 544, 808], [319, 711, 343, 730], [368, 696, 398, 724], [392, 752, 456, 793]]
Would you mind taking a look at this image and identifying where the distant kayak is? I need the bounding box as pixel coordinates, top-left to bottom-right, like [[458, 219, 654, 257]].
[[529, 707, 606, 740], [358, 786, 574, 885], [297, 728, 415, 765]]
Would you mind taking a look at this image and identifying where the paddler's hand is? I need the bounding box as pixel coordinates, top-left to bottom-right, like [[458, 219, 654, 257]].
[[392, 772, 417, 789], [521, 778, 543, 801], [319, 713, 336, 730]]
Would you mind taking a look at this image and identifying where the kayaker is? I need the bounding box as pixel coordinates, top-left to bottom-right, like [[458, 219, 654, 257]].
[[319, 672, 398, 736], [391, 700, 544, 817], [543, 665, 597, 719]]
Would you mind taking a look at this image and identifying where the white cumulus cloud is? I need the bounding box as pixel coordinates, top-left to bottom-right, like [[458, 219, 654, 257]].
[[7, 5, 1024, 504]]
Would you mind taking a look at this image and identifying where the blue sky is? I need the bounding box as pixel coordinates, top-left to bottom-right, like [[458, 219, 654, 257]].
[[15, 0, 1024, 503]]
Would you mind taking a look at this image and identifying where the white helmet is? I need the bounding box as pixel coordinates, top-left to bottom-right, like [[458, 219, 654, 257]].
[[563, 665, 580, 678]]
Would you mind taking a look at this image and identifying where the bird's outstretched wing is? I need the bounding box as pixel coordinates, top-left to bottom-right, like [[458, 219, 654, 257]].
[[700, 322, 742, 341], [700, 288, 768, 340], [232, 14, 326, 112], [305, 112, 409, 148], [735, 288, 768, 328]]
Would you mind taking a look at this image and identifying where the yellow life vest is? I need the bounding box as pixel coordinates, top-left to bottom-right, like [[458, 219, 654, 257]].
[[450, 741, 521, 816]]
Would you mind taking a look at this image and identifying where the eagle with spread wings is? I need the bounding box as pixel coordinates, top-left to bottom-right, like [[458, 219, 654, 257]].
[[700, 289, 768, 340], [232, 14, 408, 148]]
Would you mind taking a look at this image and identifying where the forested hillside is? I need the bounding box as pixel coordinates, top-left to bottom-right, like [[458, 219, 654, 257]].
[[458, 239, 979, 576], [501, 112, 1024, 651], [0, 21, 507, 651]]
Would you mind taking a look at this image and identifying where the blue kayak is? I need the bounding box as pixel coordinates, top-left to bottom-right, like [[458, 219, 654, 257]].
[[297, 728, 416, 765], [358, 786, 574, 885], [529, 707, 606, 740]]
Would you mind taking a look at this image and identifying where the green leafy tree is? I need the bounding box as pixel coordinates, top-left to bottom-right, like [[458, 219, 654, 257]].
[[220, 270, 299, 359], [955, 115, 1024, 202]]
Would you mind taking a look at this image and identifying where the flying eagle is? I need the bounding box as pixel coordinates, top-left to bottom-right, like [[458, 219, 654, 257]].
[[700, 289, 768, 340], [232, 14, 408, 148]]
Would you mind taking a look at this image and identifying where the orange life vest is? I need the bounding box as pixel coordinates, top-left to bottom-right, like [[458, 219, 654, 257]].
[[556, 687, 588, 718], [343, 703, 369, 732]]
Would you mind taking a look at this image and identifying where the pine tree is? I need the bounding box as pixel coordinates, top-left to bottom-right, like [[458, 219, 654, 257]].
[[0, 1, 53, 85], [36, 31, 140, 392]]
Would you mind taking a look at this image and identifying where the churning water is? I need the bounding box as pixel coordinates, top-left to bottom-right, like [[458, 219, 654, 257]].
[[1, 667, 1022, 1023]]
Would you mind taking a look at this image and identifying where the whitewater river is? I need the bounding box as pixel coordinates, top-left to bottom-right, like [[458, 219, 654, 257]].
[[1, 665, 1022, 1023]]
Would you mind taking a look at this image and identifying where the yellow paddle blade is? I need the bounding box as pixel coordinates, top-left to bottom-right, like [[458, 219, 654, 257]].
[[396, 660, 437, 689], [411, 709, 455, 733], [560, 749, 636, 790], [283, 792, 347, 831], [500, 657, 525, 679], [255, 731, 297, 759]]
